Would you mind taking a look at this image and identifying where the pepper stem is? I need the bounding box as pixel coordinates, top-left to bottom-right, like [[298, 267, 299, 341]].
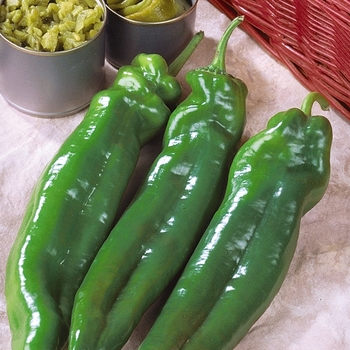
[[168, 30, 204, 76], [209, 16, 244, 72], [300, 92, 330, 116]]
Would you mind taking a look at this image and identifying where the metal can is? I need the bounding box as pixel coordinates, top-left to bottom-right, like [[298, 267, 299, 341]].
[[0, 0, 106, 118], [105, 0, 198, 68]]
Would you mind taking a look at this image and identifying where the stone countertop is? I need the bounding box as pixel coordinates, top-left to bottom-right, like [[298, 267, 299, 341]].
[[1, 1, 349, 349]]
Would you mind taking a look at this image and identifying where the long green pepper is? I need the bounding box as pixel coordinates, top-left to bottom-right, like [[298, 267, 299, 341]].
[[68, 17, 247, 350], [4, 31, 203, 350], [139, 92, 332, 350]]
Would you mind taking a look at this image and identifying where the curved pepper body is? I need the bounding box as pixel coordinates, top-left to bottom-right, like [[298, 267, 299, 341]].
[[5, 53, 183, 350], [68, 17, 246, 350], [138, 94, 332, 349]]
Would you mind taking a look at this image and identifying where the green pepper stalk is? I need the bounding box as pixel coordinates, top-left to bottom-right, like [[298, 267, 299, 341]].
[[4, 31, 203, 350], [68, 16, 246, 350], [138, 92, 333, 350]]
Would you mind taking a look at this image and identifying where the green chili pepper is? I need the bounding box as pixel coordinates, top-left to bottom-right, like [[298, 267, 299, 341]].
[[68, 17, 246, 350], [139, 92, 333, 350], [5, 31, 203, 350]]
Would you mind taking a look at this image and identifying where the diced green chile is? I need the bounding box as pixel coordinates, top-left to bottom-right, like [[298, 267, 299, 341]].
[[139, 92, 332, 350]]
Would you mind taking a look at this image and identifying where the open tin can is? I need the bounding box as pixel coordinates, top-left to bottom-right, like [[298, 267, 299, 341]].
[[105, 0, 198, 68], [0, 0, 107, 118]]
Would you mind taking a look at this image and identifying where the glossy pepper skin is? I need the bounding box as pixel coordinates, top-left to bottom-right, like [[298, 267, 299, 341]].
[[139, 92, 333, 350], [68, 17, 247, 350], [4, 32, 203, 350]]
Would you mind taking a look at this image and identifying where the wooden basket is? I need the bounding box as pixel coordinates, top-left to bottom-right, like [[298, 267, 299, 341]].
[[209, 0, 350, 121]]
